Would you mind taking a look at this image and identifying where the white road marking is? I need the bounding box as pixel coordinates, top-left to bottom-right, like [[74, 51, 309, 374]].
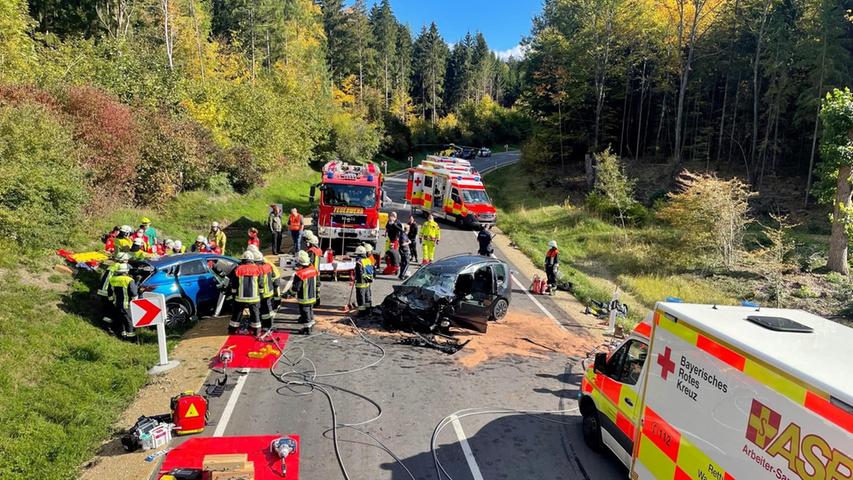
[[449, 414, 485, 480], [512, 273, 567, 333], [213, 371, 249, 437]]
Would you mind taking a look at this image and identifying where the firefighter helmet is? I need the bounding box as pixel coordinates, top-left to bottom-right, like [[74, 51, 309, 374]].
[[195, 235, 206, 243], [115, 252, 131, 262], [354, 246, 366, 256], [120, 225, 133, 234], [253, 250, 265, 262], [548, 240, 557, 248], [241, 251, 254, 261], [364, 243, 374, 253], [133, 237, 144, 246], [211, 221, 220, 229], [297, 250, 311, 266], [141, 217, 151, 225]]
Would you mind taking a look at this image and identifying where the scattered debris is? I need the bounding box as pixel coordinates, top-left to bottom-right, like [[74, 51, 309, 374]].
[[398, 332, 470, 354]]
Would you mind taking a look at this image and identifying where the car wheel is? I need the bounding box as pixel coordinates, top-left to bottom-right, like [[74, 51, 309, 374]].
[[582, 407, 604, 452], [455, 215, 465, 228], [490, 297, 509, 321], [165, 299, 192, 329]]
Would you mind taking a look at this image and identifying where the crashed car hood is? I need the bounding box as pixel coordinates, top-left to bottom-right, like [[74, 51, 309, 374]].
[[389, 284, 456, 306], [383, 285, 488, 334]]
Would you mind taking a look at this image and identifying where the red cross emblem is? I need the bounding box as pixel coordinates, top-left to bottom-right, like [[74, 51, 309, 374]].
[[414, 177, 422, 186], [657, 347, 676, 380]]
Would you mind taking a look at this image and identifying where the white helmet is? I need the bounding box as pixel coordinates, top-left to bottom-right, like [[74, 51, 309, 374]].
[[195, 235, 206, 243], [364, 243, 374, 253], [354, 246, 366, 256], [115, 252, 131, 262], [173, 240, 183, 250], [247, 244, 260, 254], [133, 237, 144, 246], [211, 221, 220, 229], [241, 250, 254, 261], [297, 250, 311, 266], [252, 250, 265, 262], [120, 225, 133, 234], [164, 239, 174, 247], [548, 240, 558, 248], [116, 263, 130, 273]]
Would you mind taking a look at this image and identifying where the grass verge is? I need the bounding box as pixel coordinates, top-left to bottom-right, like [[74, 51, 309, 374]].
[[0, 169, 319, 479]]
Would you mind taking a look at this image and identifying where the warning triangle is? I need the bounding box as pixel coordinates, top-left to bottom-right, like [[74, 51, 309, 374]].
[[184, 403, 200, 418]]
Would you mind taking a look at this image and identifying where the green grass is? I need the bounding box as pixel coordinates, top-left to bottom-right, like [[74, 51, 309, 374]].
[[0, 169, 319, 479], [485, 163, 739, 327]]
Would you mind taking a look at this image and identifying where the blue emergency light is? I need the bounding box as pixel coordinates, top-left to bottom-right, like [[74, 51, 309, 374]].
[[741, 300, 760, 308], [327, 172, 334, 179], [665, 296, 683, 303], [367, 175, 374, 181]]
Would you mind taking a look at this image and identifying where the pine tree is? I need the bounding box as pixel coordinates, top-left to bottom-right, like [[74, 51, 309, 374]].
[[345, 0, 375, 100], [319, 0, 349, 82], [369, 0, 398, 109], [412, 23, 448, 122]]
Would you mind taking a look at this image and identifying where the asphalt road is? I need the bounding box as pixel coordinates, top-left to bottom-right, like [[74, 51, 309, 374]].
[[179, 151, 627, 480]]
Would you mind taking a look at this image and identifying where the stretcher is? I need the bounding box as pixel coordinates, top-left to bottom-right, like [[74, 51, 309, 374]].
[[56, 249, 109, 267]]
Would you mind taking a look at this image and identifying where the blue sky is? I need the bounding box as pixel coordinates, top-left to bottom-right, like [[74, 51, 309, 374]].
[[358, 0, 542, 58]]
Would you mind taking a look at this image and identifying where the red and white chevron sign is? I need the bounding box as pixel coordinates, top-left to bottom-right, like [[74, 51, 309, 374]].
[[131, 293, 166, 327]]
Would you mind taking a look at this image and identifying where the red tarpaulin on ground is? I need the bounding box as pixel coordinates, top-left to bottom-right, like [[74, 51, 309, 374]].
[[158, 435, 300, 479], [209, 332, 289, 370]]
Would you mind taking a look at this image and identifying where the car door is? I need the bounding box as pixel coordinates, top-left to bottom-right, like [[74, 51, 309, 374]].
[[593, 339, 648, 464], [452, 265, 493, 333], [177, 259, 215, 311]]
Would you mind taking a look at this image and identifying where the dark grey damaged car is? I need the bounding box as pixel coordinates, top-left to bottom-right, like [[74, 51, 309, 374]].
[[382, 255, 512, 334]]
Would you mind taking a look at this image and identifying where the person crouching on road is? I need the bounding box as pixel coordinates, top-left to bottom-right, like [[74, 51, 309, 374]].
[[109, 262, 138, 339], [420, 213, 441, 264], [228, 251, 263, 336], [398, 226, 411, 280], [544, 240, 559, 295], [253, 250, 276, 330], [353, 246, 374, 316], [290, 251, 318, 324]]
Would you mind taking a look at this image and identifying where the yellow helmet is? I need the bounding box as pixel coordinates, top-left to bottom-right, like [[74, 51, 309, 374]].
[[141, 217, 151, 224]]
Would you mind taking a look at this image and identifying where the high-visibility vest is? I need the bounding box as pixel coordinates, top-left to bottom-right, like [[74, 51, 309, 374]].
[[420, 220, 441, 242], [98, 262, 123, 297], [307, 246, 323, 271], [234, 263, 261, 303], [291, 266, 318, 305], [355, 257, 374, 288], [109, 274, 134, 310], [115, 237, 133, 252], [288, 214, 302, 231], [257, 262, 275, 299]]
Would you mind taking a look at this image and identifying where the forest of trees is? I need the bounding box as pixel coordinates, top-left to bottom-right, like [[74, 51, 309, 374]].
[[0, 0, 526, 253], [523, 0, 851, 198]]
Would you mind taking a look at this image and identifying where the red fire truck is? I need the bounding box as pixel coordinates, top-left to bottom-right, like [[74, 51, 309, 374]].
[[406, 155, 497, 228], [310, 162, 384, 251]]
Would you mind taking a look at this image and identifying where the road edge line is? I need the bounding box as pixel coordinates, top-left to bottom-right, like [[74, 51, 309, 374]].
[[213, 371, 249, 437], [449, 414, 485, 480], [511, 272, 567, 333]]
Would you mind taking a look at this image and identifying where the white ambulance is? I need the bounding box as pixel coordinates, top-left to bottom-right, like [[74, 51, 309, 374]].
[[405, 155, 497, 227], [579, 302, 852, 480]]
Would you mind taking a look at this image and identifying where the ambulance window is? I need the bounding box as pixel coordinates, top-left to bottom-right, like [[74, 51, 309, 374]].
[[424, 176, 433, 188], [451, 188, 461, 203], [606, 340, 648, 386]]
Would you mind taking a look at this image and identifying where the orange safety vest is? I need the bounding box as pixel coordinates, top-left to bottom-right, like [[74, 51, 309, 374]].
[[288, 214, 302, 231]]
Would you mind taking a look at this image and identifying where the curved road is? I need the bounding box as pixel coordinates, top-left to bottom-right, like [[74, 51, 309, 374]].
[[170, 151, 626, 480]]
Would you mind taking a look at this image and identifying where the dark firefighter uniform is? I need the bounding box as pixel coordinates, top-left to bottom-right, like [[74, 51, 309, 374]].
[[229, 257, 262, 335], [545, 246, 560, 293], [109, 268, 138, 338], [290, 264, 318, 323], [354, 250, 374, 315], [307, 244, 323, 305], [257, 257, 276, 329]]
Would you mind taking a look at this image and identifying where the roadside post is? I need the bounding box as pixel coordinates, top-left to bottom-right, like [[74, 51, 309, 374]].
[[131, 292, 180, 374], [408, 155, 413, 169]]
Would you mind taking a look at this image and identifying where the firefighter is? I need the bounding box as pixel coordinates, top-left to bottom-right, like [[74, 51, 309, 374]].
[[109, 262, 138, 339], [364, 243, 376, 268], [98, 252, 131, 299], [191, 235, 209, 253], [290, 251, 318, 324], [115, 225, 134, 252], [288, 208, 304, 254], [171, 240, 186, 254], [254, 250, 276, 330], [130, 237, 152, 260], [420, 213, 441, 264], [384, 211, 403, 252], [544, 240, 559, 295], [209, 222, 227, 254], [305, 232, 323, 305], [407, 215, 419, 263], [228, 251, 263, 336], [353, 246, 374, 316]]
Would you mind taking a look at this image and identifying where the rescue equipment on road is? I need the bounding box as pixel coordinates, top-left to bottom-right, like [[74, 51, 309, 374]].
[[171, 391, 208, 435], [579, 303, 852, 479], [406, 156, 497, 228]]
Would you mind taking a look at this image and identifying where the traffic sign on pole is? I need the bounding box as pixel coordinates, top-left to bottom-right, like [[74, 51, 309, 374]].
[[130, 292, 177, 373]]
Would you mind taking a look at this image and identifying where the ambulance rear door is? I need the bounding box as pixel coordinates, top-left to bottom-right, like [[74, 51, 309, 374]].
[[631, 307, 853, 480]]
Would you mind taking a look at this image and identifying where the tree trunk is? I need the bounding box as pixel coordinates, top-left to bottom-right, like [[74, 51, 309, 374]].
[[827, 162, 852, 275], [161, 0, 173, 70], [635, 60, 647, 161], [728, 78, 741, 163], [619, 69, 631, 157], [673, 42, 694, 166], [751, 0, 772, 174], [716, 74, 729, 165], [558, 100, 565, 171], [804, 35, 827, 207]]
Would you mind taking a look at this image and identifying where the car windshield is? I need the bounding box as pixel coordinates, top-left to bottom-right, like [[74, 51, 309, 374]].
[[461, 189, 490, 204], [403, 264, 458, 292], [323, 184, 376, 208]]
